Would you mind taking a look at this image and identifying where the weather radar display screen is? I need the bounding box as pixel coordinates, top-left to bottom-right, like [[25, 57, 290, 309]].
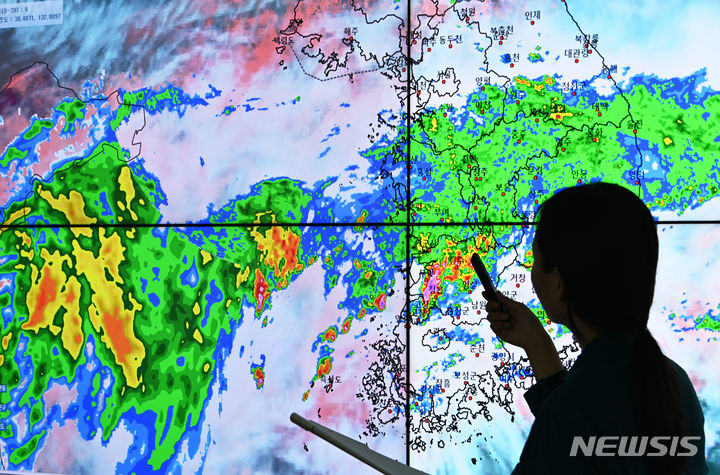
[[0, 0, 718, 473]]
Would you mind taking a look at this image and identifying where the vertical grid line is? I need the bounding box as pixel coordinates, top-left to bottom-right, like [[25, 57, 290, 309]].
[[404, 0, 412, 467]]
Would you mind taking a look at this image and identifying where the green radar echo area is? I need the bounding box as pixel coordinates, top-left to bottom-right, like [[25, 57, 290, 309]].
[[408, 74, 720, 224]]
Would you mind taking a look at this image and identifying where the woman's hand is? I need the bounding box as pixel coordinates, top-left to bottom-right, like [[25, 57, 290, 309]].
[[482, 291, 564, 379], [482, 290, 546, 350]]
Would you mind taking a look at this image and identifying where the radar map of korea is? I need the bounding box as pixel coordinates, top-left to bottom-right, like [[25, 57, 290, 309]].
[[0, 0, 718, 473]]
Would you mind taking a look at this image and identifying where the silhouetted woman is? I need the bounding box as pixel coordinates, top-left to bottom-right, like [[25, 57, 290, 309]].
[[483, 182, 707, 474]]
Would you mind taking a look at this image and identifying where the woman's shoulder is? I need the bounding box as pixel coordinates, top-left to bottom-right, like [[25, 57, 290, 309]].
[[663, 356, 705, 424], [665, 356, 696, 389], [537, 353, 706, 433]]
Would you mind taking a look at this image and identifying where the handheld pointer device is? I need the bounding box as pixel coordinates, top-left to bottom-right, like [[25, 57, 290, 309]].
[[290, 413, 429, 474], [470, 252, 508, 313]]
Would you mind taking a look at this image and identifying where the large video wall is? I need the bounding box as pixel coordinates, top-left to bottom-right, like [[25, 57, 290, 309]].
[[0, 0, 718, 473]]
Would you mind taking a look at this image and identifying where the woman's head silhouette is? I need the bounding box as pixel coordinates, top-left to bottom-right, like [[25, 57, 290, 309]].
[[532, 181, 658, 341], [532, 181, 685, 475]]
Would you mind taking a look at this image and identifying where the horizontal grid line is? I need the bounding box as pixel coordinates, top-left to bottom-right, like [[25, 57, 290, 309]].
[[1, 219, 719, 229]]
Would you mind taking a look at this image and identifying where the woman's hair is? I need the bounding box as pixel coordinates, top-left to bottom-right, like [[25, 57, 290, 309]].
[[534, 182, 685, 474]]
